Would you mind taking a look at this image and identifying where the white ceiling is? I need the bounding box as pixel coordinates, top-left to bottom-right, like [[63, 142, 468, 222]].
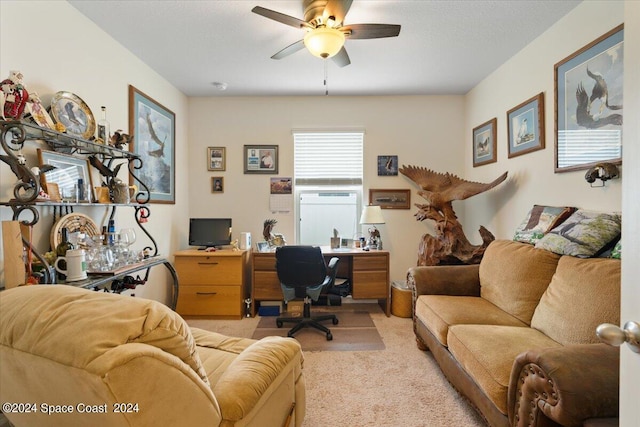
[[68, 0, 581, 97]]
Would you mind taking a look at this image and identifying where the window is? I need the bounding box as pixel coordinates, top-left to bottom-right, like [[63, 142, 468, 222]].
[[294, 131, 364, 245]]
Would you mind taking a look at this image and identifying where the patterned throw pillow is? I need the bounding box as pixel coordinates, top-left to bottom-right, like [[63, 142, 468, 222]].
[[611, 240, 621, 259], [513, 205, 576, 245], [534, 210, 621, 258]]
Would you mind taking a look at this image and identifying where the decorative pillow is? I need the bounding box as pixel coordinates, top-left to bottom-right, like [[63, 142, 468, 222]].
[[611, 240, 621, 259], [513, 205, 576, 244], [534, 209, 621, 258]]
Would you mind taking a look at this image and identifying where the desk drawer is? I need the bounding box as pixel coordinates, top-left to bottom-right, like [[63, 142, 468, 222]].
[[177, 285, 241, 316], [253, 271, 282, 300], [353, 255, 388, 271], [175, 256, 242, 285], [352, 271, 388, 299], [253, 255, 276, 271]]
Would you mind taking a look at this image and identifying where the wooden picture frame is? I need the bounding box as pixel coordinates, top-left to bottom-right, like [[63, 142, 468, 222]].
[[212, 176, 224, 193], [377, 155, 398, 176], [369, 189, 411, 209], [37, 149, 93, 202], [208, 147, 226, 171], [128, 85, 176, 203], [472, 118, 497, 167], [507, 92, 545, 158], [554, 24, 623, 172], [244, 145, 278, 174]]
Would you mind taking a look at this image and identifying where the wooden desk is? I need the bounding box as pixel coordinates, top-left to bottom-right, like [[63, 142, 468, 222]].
[[251, 247, 390, 317]]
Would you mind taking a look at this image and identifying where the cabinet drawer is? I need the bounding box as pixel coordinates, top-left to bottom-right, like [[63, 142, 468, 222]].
[[175, 256, 243, 285], [352, 272, 388, 299], [353, 255, 388, 271], [176, 285, 241, 316], [253, 271, 283, 300], [253, 255, 276, 271]]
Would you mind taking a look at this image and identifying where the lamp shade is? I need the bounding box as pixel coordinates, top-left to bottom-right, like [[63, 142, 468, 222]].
[[360, 205, 385, 225], [303, 27, 345, 59]]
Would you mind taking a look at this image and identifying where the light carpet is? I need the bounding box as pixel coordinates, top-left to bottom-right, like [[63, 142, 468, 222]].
[[185, 302, 485, 427]]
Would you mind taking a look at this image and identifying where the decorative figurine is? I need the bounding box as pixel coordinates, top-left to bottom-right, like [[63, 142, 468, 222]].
[[0, 70, 29, 120]]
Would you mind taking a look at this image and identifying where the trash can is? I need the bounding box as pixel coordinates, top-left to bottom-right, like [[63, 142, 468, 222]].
[[391, 280, 412, 318]]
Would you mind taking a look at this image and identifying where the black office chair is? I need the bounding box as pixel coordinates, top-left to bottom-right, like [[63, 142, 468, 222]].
[[275, 246, 340, 341]]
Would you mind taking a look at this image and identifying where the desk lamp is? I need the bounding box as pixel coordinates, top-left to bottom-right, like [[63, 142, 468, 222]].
[[360, 205, 385, 249]]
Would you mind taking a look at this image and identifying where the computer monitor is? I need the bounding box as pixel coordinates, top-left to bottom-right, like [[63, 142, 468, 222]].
[[188, 218, 232, 249]]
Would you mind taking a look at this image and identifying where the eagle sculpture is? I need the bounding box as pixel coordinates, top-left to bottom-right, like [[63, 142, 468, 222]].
[[399, 165, 508, 266]]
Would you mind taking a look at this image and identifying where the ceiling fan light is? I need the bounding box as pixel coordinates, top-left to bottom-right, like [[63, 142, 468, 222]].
[[304, 27, 345, 59]]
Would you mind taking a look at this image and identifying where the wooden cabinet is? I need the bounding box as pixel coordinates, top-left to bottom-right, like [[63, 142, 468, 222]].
[[251, 248, 390, 317], [174, 250, 250, 318]]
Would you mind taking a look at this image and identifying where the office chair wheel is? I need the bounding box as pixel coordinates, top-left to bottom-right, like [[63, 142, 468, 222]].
[[332, 318, 339, 325], [276, 320, 283, 328], [326, 332, 333, 341]]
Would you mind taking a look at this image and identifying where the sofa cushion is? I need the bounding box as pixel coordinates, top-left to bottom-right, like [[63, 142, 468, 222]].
[[447, 324, 561, 415], [415, 295, 527, 346], [513, 205, 576, 244], [535, 210, 621, 258], [531, 256, 621, 345], [191, 328, 257, 385], [480, 240, 561, 325]]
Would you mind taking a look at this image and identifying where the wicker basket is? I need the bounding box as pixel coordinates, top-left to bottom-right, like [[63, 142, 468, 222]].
[[391, 281, 412, 318]]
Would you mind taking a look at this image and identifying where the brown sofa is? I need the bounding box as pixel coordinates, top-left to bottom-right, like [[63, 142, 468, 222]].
[[408, 240, 620, 427], [0, 285, 305, 427]]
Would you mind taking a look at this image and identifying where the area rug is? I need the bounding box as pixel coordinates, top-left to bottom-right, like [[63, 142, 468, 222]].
[[252, 309, 385, 351]]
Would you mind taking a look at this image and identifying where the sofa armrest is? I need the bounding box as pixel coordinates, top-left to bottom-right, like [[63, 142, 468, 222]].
[[508, 344, 619, 427], [407, 264, 480, 297]]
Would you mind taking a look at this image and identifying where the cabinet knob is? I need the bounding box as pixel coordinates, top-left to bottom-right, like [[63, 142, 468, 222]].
[[597, 321, 640, 353]]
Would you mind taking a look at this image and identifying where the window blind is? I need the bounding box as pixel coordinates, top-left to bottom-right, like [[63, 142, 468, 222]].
[[294, 132, 364, 185]]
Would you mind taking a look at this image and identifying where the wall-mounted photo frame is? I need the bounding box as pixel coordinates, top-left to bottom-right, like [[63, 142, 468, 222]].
[[244, 145, 278, 174], [377, 155, 398, 176], [207, 147, 226, 171], [37, 149, 93, 202], [507, 92, 545, 158], [129, 85, 175, 204], [369, 189, 411, 209], [554, 24, 623, 173], [472, 118, 497, 167], [212, 177, 224, 193]]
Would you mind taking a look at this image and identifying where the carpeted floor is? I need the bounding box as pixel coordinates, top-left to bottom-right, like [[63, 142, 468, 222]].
[[185, 301, 486, 427]]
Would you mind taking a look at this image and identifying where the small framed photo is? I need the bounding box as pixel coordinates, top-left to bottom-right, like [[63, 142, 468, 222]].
[[507, 92, 545, 158], [369, 189, 411, 209], [211, 177, 224, 193], [554, 24, 623, 172], [377, 155, 398, 176], [37, 149, 94, 202], [207, 147, 226, 171], [472, 118, 497, 167], [256, 241, 270, 252], [244, 145, 278, 174]]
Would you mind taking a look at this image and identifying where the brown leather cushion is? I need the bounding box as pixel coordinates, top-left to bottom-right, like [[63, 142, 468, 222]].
[[480, 240, 561, 325], [447, 324, 561, 415], [415, 295, 527, 346], [531, 256, 620, 345]]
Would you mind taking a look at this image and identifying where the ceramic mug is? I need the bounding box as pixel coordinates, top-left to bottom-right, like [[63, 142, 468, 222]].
[[54, 249, 88, 282]]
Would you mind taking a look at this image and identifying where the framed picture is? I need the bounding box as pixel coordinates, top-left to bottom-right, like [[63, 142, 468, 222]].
[[128, 85, 175, 204], [554, 24, 623, 172], [37, 149, 93, 202], [507, 92, 545, 158], [211, 177, 224, 193], [377, 155, 398, 176], [208, 147, 226, 171], [472, 118, 497, 167], [369, 189, 411, 209], [256, 241, 270, 252], [244, 145, 278, 174]]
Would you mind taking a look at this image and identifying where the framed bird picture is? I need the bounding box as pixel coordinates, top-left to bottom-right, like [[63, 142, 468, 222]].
[[472, 118, 497, 167], [507, 92, 545, 159], [377, 155, 398, 176], [554, 24, 623, 173], [128, 85, 175, 204]]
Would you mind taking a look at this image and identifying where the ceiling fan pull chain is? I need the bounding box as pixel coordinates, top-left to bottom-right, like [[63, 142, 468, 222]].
[[324, 60, 329, 96]]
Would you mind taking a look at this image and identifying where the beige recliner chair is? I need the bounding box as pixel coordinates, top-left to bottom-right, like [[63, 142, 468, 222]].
[[0, 285, 305, 427]]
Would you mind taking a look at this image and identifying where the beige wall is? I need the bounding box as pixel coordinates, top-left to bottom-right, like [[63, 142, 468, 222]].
[[0, 1, 189, 303], [188, 96, 464, 282], [463, 1, 624, 239]]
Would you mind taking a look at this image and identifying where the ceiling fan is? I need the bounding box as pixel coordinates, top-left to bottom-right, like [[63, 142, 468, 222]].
[[251, 0, 401, 67]]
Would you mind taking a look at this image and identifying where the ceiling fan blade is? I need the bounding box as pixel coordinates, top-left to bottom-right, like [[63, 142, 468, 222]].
[[343, 23, 401, 39], [323, 0, 353, 25], [252, 6, 308, 29], [271, 39, 306, 60], [331, 46, 351, 67]]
